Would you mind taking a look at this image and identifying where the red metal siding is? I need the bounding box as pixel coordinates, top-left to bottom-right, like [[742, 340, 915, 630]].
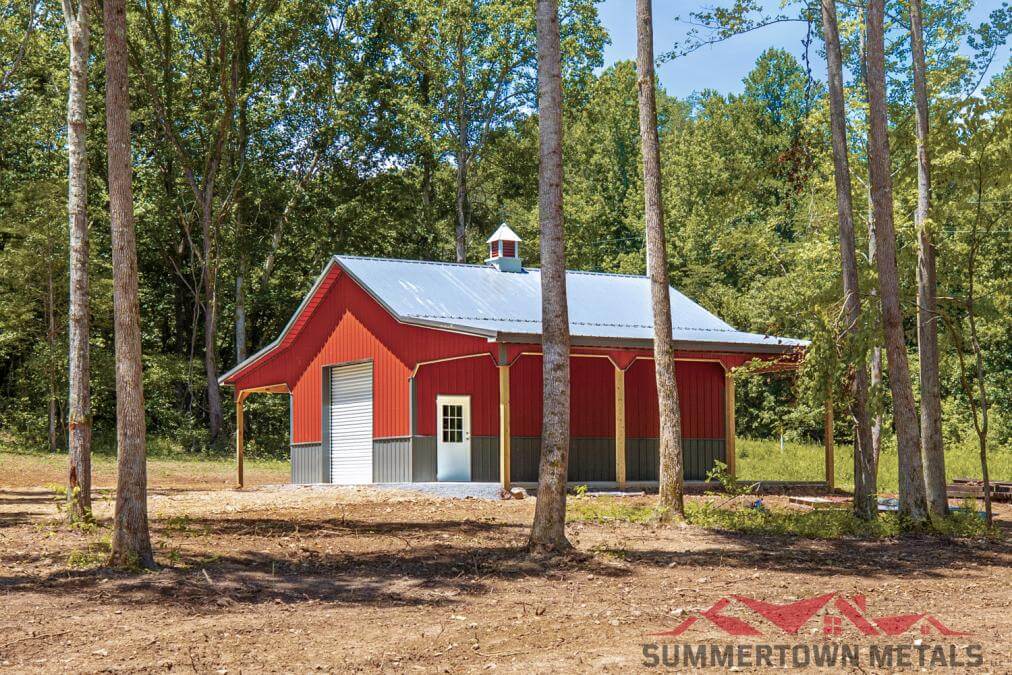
[[501, 240, 516, 257], [415, 355, 500, 436], [625, 359, 725, 439], [234, 268, 493, 443], [508, 355, 615, 438], [227, 262, 775, 447], [290, 313, 409, 442]]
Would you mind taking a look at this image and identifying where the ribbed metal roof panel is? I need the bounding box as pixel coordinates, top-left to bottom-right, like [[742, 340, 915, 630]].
[[335, 255, 805, 350]]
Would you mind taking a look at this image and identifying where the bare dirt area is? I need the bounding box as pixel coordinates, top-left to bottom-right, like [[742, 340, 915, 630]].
[[1, 476, 1010, 673]]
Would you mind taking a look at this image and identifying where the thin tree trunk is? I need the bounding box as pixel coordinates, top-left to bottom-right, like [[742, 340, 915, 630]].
[[105, 0, 154, 568], [635, 0, 684, 519], [235, 265, 247, 363], [420, 70, 435, 226], [455, 146, 469, 262], [821, 0, 876, 520], [529, 0, 572, 557], [234, 1, 250, 366], [858, 7, 882, 469], [47, 256, 58, 454], [454, 27, 469, 264], [865, 0, 929, 526], [909, 0, 946, 517], [868, 194, 883, 464], [967, 172, 991, 524], [63, 0, 92, 521], [0, 0, 40, 94], [202, 198, 223, 444], [970, 317, 991, 525]]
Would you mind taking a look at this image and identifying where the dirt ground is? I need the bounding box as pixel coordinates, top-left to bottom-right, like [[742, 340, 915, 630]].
[[1, 470, 1010, 673]]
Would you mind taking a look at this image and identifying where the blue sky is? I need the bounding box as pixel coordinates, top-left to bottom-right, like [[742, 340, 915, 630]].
[[596, 0, 1010, 97]]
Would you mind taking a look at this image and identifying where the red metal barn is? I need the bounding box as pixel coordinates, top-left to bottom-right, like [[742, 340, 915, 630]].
[[221, 225, 805, 488]]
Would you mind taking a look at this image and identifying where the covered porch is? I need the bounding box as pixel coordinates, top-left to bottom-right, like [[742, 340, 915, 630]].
[[231, 345, 833, 491]]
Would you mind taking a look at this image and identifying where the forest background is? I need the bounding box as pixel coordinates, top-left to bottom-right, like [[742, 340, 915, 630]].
[[0, 0, 1008, 468]]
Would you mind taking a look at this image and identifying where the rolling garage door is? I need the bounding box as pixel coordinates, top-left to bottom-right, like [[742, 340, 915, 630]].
[[329, 362, 373, 484]]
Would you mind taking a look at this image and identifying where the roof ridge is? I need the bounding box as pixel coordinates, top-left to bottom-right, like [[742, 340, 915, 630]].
[[335, 254, 653, 280], [335, 254, 493, 270]]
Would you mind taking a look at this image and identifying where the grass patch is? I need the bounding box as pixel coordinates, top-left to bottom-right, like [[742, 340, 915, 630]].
[[736, 437, 1011, 493], [568, 497, 658, 525], [67, 541, 111, 569], [568, 496, 1002, 541], [685, 501, 902, 538], [0, 443, 288, 490]]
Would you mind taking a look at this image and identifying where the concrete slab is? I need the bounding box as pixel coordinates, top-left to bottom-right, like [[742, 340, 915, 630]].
[[371, 482, 504, 500]]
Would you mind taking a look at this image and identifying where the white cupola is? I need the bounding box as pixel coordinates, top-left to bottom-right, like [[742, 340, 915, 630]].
[[485, 223, 523, 272]]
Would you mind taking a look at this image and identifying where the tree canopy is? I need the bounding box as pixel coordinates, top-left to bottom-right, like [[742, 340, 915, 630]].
[[0, 0, 1009, 462]]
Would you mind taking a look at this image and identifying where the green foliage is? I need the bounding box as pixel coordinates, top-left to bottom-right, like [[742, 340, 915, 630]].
[[705, 460, 748, 496], [567, 497, 657, 525], [568, 495, 1001, 541], [66, 540, 110, 569], [0, 0, 1009, 471], [685, 500, 903, 539], [736, 437, 1012, 493]]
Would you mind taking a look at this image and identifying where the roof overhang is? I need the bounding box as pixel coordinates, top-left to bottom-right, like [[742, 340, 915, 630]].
[[494, 332, 807, 355], [221, 255, 809, 386]]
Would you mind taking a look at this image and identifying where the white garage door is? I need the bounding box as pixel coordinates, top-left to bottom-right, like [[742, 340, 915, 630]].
[[329, 362, 373, 484]]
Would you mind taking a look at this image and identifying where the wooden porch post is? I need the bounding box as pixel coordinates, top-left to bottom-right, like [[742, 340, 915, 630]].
[[614, 366, 626, 487], [824, 393, 835, 489], [236, 390, 248, 489], [725, 370, 736, 480], [499, 363, 511, 490]]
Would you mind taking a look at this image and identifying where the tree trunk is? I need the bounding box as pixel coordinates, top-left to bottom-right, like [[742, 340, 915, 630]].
[[860, 19, 884, 467], [47, 257, 58, 454], [868, 196, 883, 464], [201, 198, 223, 445], [909, 0, 946, 518], [529, 0, 572, 557], [234, 2, 250, 367], [865, 0, 929, 526], [63, 0, 92, 521], [635, 0, 684, 519], [821, 0, 876, 520], [419, 69, 435, 227], [455, 149, 469, 263], [235, 265, 247, 363], [105, 0, 154, 568], [454, 28, 469, 264]]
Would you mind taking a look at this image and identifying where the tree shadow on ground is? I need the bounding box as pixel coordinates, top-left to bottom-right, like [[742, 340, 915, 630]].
[[604, 526, 1011, 579], [3, 502, 1008, 615], [0, 513, 631, 611]]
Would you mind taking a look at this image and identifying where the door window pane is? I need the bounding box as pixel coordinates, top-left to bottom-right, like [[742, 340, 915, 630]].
[[442, 404, 463, 443]]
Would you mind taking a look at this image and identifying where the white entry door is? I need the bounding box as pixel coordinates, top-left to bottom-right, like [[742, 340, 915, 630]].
[[436, 395, 471, 481], [329, 362, 373, 484]]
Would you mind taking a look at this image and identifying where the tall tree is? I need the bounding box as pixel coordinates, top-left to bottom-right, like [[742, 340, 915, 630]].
[[528, 0, 572, 557], [859, 16, 884, 471], [0, 0, 40, 94], [404, 0, 603, 262], [130, 0, 243, 445], [635, 0, 684, 519], [909, 0, 946, 517], [62, 0, 92, 521], [105, 0, 154, 568], [820, 0, 876, 520], [865, 0, 929, 526]]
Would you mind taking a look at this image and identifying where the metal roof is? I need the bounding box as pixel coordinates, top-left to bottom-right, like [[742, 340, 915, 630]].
[[335, 255, 806, 352], [486, 223, 522, 242], [220, 254, 807, 385]]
